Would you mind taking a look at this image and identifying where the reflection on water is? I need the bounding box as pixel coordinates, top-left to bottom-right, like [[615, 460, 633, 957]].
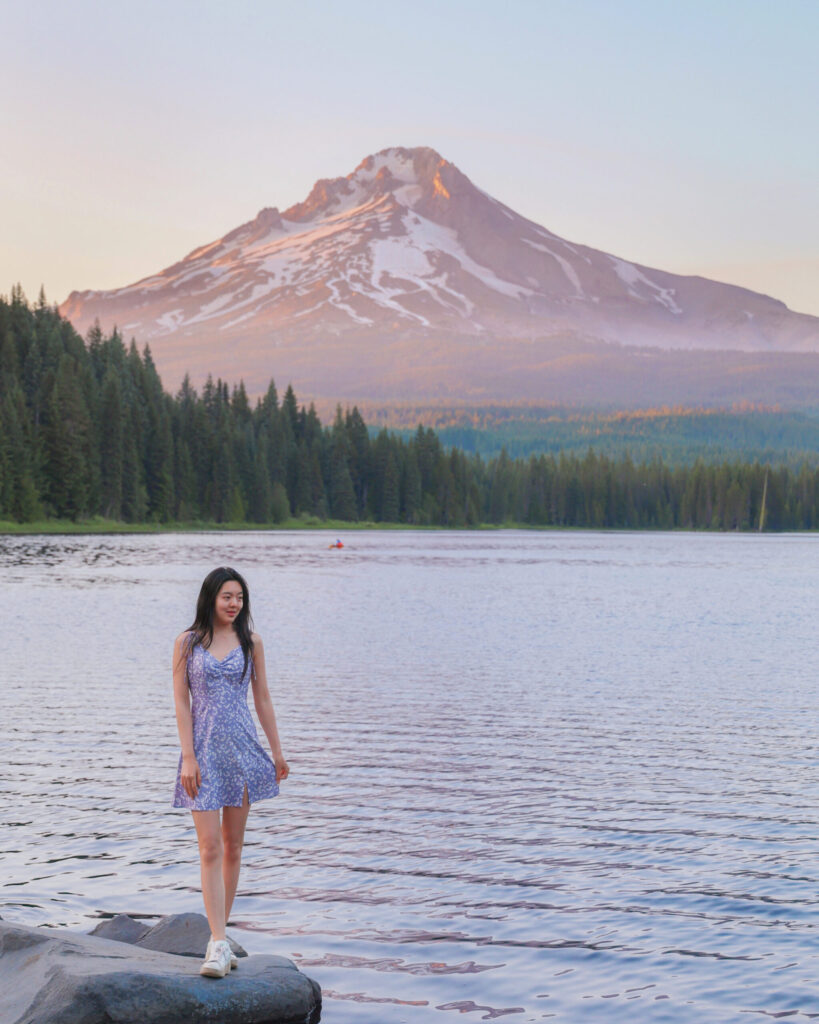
[[1, 529, 818, 1022]]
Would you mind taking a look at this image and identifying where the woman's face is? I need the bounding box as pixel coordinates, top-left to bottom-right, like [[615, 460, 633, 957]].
[[214, 580, 244, 628]]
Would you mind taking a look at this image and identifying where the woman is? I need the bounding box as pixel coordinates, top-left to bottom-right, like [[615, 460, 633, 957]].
[[171, 566, 290, 978]]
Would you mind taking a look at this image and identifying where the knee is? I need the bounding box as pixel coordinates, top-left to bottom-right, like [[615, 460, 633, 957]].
[[223, 837, 244, 861], [198, 836, 223, 867]]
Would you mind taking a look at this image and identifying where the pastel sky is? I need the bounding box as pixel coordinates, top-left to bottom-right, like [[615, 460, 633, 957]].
[[2, 0, 817, 315]]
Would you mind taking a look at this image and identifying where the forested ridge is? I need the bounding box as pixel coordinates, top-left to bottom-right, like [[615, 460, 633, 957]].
[[1, 288, 818, 531], [360, 402, 819, 466]]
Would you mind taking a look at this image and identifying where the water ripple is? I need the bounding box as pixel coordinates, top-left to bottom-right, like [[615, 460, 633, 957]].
[[1, 530, 818, 1021]]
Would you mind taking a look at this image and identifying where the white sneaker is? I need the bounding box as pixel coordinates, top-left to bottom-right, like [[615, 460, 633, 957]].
[[206, 935, 238, 969], [200, 938, 232, 978]]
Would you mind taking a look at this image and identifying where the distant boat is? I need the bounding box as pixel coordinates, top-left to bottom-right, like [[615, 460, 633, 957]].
[[328, 539, 344, 549]]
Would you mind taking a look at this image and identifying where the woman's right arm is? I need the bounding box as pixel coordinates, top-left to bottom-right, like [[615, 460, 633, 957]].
[[173, 632, 200, 798]]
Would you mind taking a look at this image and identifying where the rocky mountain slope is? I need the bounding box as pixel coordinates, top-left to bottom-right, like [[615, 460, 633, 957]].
[[59, 146, 819, 402]]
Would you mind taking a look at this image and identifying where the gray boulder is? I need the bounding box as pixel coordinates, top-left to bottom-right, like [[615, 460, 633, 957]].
[[91, 912, 248, 959], [89, 913, 152, 945], [0, 918, 321, 1024]]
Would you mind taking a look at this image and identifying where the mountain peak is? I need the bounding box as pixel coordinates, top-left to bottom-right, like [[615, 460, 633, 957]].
[[58, 144, 819, 400], [281, 146, 462, 222], [353, 146, 458, 197], [354, 145, 446, 176]]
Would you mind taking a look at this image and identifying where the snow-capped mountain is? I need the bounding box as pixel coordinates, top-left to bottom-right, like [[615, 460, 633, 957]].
[[59, 145, 819, 400]]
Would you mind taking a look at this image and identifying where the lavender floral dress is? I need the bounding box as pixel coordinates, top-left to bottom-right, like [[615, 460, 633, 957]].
[[172, 636, 280, 811]]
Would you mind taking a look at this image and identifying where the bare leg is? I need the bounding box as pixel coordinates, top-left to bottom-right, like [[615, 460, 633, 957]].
[[191, 809, 226, 940], [221, 783, 251, 923]]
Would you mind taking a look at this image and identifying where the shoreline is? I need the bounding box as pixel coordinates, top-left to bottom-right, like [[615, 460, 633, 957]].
[[1, 517, 816, 535], [0, 517, 559, 535]]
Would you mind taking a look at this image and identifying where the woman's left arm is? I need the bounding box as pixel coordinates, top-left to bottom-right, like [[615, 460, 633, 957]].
[[251, 634, 290, 782]]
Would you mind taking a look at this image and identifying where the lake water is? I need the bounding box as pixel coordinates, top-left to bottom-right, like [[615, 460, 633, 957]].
[[1, 529, 818, 1022]]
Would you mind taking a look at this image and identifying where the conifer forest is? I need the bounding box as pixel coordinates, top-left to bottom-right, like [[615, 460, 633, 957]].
[[1, 289, 818, 531]]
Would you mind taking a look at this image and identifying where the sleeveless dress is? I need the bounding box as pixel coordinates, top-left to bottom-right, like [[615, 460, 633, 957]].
[[172, 637, 280, 811]]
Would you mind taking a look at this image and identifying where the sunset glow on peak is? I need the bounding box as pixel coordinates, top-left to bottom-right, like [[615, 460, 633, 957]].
[[433, 160, 451, 200]]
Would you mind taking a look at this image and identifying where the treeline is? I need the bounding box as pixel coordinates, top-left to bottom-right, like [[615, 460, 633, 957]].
[[1, 287, 818, 531], [360, 402, 819, 466]]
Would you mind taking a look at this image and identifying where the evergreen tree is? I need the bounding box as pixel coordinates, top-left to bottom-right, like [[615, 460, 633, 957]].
[[249, 429, 273, 523], [381, 451, 400, 521], [99, 369, 124, 518], [345, 406, 371, 515], [43, 355, 93, 519], [402, 451, 422, 524], [294, 440, 312, 514], [0, 385, 41, 521], [270, 481, 291, 523], [121, 408, 147, 522], [329, 440, 357, 520]]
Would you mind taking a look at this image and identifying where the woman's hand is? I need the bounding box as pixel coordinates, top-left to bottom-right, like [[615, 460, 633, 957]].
[[181, 755, 201, 799], [274, 756, 290, 783]]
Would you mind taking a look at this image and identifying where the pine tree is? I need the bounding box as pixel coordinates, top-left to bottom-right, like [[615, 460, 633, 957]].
[[0, 386, 41, 521], [310, 447, 328, 518], [270, 481, 291, 523], [121, 410, 147, 522], [329, 441, 357, 521], [282, 385, 299, 438], [248, 429, 273, 523], [294, 441, 312, 513], [173, 434, 197, 520], [43, 355, 93, 519], [99, 368, 124, 518], [402, 452, 422, 524], [381, 451, 400, 521], [345, 405, 371, 515]]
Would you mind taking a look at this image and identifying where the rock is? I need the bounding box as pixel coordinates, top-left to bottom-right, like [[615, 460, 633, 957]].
[[135, 912, 248, 959], [0, 917, 321, 1024], [90, 911, 248, 959], [89, 913, 152, 944]]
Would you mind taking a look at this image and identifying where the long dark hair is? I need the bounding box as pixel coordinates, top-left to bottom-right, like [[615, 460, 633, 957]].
[[184, 567, 254, 680]]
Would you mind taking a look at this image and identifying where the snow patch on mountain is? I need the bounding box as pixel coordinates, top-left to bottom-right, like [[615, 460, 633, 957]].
[[156, 309, 185, 332], [606, 254, 683, 314], [522, 238, 584, 297]]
